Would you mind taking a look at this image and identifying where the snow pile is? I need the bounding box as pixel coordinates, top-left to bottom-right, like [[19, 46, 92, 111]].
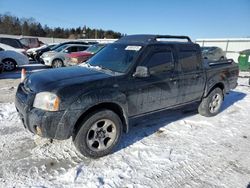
[[0, 77, 250, 187]]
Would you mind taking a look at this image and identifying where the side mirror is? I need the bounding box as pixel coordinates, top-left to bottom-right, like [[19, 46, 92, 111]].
[[133, 66, 150, 78], [64, 49, 69, 53]]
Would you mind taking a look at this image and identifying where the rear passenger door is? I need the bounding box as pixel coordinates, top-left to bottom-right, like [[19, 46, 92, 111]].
[[178, 48, 206, 103]]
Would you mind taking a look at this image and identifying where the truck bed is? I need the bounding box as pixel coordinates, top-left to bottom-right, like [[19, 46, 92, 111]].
[[204, 59, 239, 95]]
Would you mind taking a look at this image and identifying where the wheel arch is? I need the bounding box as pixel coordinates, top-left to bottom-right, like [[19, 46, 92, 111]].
[[2, 58, 17, 65], [72, 102, 129, 138], [52, 58, 64, 66], [205, 82, 225, 98]]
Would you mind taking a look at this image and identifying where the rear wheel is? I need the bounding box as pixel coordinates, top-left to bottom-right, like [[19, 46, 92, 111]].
[[73, 109, 122, 158], [198, 88, 223, 117], [52, 59, 63, 68], [3, 59, 16, 71], [220, 56, 225, 60]]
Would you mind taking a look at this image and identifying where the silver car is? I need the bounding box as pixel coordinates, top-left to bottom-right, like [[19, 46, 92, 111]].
[[201, 46, 226, 61], [41, 44, 89, 68]]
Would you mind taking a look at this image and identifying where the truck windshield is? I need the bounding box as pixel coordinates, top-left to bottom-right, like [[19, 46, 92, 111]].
[[87, 44, 142, 73]]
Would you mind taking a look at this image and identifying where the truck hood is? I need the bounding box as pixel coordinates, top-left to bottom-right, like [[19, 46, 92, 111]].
[[26, 66, 112, 92]]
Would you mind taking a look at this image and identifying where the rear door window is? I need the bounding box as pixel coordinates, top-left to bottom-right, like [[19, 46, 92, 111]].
[[66, 46, 78, 53], [179, 50, 200, 72], [78, 46, 88, 52]]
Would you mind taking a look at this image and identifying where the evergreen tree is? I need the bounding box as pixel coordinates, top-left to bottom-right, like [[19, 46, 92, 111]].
[[0, 13, 123, 39]]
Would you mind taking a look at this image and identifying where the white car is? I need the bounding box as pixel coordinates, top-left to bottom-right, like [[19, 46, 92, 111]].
[[0, 43, 29, 71]]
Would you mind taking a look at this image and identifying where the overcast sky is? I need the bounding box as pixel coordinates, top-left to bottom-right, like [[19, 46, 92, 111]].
[[0, 0, 249, 39]]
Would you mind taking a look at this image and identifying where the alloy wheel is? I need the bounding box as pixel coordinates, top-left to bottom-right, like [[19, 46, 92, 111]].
[[209, 93, 222, 113], [86, 119, 117, 151]]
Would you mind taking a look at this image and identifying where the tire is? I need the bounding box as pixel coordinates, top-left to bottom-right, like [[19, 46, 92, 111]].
[[2, 59, 17, 71], [52, 59, 63, 68], [73, 109, 122, 158], [0, 63, 4, 74], [220, 56, 225, 60], [198, 88, 223, 117]]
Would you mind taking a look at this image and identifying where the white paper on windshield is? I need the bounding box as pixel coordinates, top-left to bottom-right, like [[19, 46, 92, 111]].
[[125, 46, 142, 51]]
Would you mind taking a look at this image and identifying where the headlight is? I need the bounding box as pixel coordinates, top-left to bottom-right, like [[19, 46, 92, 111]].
[[33, 92, 60, 111]]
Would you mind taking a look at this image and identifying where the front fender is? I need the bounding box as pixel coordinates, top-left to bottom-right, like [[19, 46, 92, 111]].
[[68, 88, 129, 133]]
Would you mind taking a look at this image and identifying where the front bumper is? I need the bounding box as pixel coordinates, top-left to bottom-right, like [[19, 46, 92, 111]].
[[15, 84, 80, 139], [42, 57, 52, 66], [64, 61, 78, 67]]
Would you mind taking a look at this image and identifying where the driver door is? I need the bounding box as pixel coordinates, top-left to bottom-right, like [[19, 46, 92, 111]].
[[125, 45, 181, 116]]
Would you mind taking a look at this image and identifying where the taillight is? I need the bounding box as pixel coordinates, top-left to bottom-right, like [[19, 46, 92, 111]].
[[71, 57, 79, 63]]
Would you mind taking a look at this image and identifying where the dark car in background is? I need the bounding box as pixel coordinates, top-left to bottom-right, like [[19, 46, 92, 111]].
[[201, 46, 226, 61], [0, 51, 3, 73], [64, 43, 106, 66], [27, 43, 58, 61]]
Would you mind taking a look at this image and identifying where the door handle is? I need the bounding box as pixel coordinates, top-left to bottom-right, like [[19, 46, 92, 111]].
[[194, 74, 201, 79]]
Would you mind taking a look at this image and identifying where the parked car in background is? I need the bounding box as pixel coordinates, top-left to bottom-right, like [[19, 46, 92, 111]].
[[201, 46, 226, 61], [41, 44, 89, 68], [50, 41, 90, 51], [33, 43, 59, 62], [0, 51, 3, 73], [0, 43, 27, 56], [64, 43, 106, 66], [27, 43, 58, 61], [0, 45, 29, 71], [0, 37, 27, 50], [19, 37, 44, 49], [0, 62, 3, 73], [37, 41, 92, 63]]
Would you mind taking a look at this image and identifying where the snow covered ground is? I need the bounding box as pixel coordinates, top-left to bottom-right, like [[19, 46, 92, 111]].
[[0, 66, 250, 187]]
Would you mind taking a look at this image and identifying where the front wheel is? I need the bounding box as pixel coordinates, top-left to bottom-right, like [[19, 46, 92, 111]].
[[52, 59, 63, 68], [3, 59, 16, 71], [73, 109, 122, 158], [198, 88, 223, 117]]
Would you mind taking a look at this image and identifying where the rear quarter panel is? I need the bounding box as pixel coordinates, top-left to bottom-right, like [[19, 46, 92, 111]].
[[204, 62, 238, 97]]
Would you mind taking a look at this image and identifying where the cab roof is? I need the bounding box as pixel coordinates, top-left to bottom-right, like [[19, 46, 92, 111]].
[[115, 34, 193, 45]]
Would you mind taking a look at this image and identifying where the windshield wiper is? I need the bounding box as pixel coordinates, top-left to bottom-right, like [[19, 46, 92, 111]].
[[81, 62, 119, 75]]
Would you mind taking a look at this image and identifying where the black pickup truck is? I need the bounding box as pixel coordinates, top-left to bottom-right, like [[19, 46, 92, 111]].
[[15, 35, 239, 158]]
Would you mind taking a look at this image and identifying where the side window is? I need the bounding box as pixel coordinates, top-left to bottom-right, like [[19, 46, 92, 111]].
[[67, 46, 78, 53], [20, 38, 29, 47], [78, 46, 88, 51], [30, 38, 39, 46], [145, 51, 174, 74], [65, 46, 76, 53], [179, 51, 200, 72]]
